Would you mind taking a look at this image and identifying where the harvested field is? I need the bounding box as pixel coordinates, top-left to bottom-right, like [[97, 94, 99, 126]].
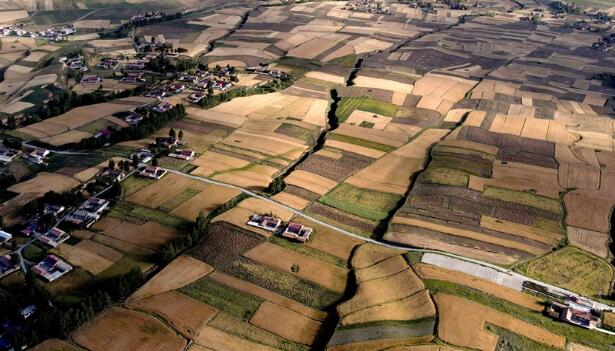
[[338, 268, 425, 316], [354, 76, 414, 94], [244, 242, 349, 293], [250, 301, 323, 345], [340, 290, 435, 326], [31, 339, 82, 351], [128, 255, 213, 303], [567, 226, 610, 258], [101, 220, 178, 251], [351, 243, 404, 269], [517, 247, 613, 297], [355, 255, 408, 283], [188, 221, 264, 268], [127, 173, 206, 209], [272, 191, 310, 210], [170, 185, 240, 221], [293, 217, 362, 260], [130, 291, 216, 338], [435, 294, 565, 350], [415, 264, 543, 311], [51, 243, 114, 275], [74, 239, 123, 263], [73, 307, 187, 351], [193, 327, 279, 351]]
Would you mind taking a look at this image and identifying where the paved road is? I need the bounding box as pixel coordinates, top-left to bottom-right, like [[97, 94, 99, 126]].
[[164, 168, 615, 315]]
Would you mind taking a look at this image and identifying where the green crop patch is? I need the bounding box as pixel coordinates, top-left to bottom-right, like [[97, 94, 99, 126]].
[[178, 277, 262, 321], [483, 186, 561, 214], [319, 183, 402, 222]]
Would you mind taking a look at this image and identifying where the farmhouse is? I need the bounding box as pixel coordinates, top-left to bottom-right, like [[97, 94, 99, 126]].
[[0, 148, 21, 163], [81, 197, 109, 215], [214, 81, 232, 91], [97, 58, 119, 70], [133, 149, 154, 163], [80, 75, 102, 84], [137, 165, 167, 180], [282, 222, 313, 242], [0, 255, 18, 278], [168, 149, 195, 160], [38, 227, 70, 248], [151, 102, 172, 113], [31, 255, 73, 282], [247, 214, 282, 231], [0, 230, 12, 245], [124, 60, 147, 70], [147, 89, 166, 99], [43, 204, 65, 217], [548, 301, 600, 329], [98, 168, 126, 184], [158, 136, 178, 148], [187, 92, 206, 104], [167, 84, 185, 94], [121, 72, 145, 83], [65, 210, 100, 228], [124, 112, 144, 125]]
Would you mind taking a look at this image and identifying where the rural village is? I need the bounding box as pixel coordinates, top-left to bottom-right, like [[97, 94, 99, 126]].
[[0, 0, 614, 350]]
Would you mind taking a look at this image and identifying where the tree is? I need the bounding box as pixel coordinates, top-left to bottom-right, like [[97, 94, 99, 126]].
[[132, 154, 139, 168], [108, 159, 116, 169], [117, 160, 124, 170], [178, 130, 184, 141], [123, 161, 131, 172], [152, 158, 159, 167], [169, 128, 176, 139]]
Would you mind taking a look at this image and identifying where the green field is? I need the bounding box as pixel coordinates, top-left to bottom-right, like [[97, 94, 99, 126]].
[[121, 176, 155, 198], [178, 277, 262, 321], [515, 246, 613, 297], [483, 186, 561, 213], [336, 97, 399, 123], [319, 183, 402, 222], [419, 167, 470, 187], [327, 133, 395, 152], [268, 235, 346, 268], [157, 188, 201, 212], [108, 201, 191, 231], [486, 324, 561, 351]]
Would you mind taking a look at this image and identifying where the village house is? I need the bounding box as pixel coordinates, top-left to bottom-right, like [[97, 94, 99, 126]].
[[20, 218, 40, 237], [547, 301, 600, 329], [121, 72, 146, 83], [133, 149, 154, 163], [0, 147, 21, 163], [179, 74, 199, 83], [124, 111, 144, 125], [247, 214, 282, 232], [146, 89, 166, 99], [124, 60, 147, 70], [81, 197, 110, 215], [152, 101, 173, 113], [214, 80, 232, 91], [98, 167, 127, 184], [80, 75, 103, 84], [96, 58, 120, 70], [43, 204, 65, 217], [0, 255, 18, 279], [0, 230, 12, 245], [65, 209, 100, 228], [19, 305, 37, 320], [137, 165, 167, 180], [168, 149, 195, 160], [167, 83, 185, 94], [24, 147, 49, 165], [31, 255, 73, 282], [38, 227, 70, 248], [187, 92, 206, 103], [282, 222, 313, 242]]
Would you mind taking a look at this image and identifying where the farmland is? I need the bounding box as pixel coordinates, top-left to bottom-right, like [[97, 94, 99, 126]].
[[5, 0, 615, 350]]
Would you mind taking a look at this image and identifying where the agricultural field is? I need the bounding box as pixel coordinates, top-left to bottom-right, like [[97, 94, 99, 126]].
[[12, 0, 615, 349]]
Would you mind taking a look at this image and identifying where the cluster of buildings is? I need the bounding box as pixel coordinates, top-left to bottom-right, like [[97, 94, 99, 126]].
[[65, 197, 110, 228], [96, 58, 120, 70], [548, 299, 601, 329], [0, 24, 75, 41], [246, 66, 287, 79], [60, 55, 87, 72], [342, 0, 390, 14], [0, 146, 49, 166], [592, 34, 614, 51], [31, 255, 73, 282], [247, 214, 313, 242]]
